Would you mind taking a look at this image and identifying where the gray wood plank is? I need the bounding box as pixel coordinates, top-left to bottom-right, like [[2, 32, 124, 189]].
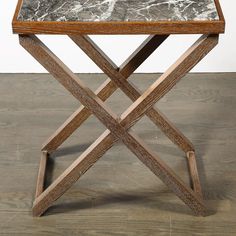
[[0, 73, 236, 235]]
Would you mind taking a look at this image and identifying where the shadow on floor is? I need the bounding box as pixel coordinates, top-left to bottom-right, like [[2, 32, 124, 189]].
[[51, 143, 93, 158], [44, 174, 233, 217], [45, 190, 196, 216]]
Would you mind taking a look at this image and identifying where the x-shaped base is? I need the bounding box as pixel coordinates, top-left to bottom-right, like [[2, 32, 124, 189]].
[[19, 33, 218, 217]]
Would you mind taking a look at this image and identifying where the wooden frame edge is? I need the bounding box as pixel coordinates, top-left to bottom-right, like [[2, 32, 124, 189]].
[[12, 20, 225, 35], [12, 0, 23, 30], [214, 0, 225, 22], [12, 0, 225, 35], [214, 0, 226, 32]]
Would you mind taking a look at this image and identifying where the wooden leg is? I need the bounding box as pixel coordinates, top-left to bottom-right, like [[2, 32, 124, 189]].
[[19, 34, 218, 217], [34, 130, 206, 217], [33, 130, 117, 216], [187, 151, 203, 198], [41, 35, 166, 152], [69, 34, 195, 153], [121, 131, 207, 216], [42, 35, 194, 154], [120, 35, 219, 128], [35, 151, 48, 198]]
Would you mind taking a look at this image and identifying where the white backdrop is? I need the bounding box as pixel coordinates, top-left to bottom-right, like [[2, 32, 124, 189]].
[[0, 0, 235, 73]]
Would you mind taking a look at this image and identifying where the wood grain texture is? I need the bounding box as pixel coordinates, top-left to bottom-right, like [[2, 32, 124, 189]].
[[121, 131, 206, 215], [121, 34, 219, 128], [36, 129, 205, 217], [42, 35, 170, 152], [19, 35, 124, 137], [19, 34, 217, 216], [214, 0, 225, 23], [12, 0, 225, 35], [34, 130, 118, 216], [1, 73, 236, 235], [12, 19, 225, 35], [35, 151, 48, 198], [67, 34, 193, 153], [187, 151, 203, 198]]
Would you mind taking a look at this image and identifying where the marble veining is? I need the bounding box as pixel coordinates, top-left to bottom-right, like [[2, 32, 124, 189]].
[[18, 0, 219, 22]]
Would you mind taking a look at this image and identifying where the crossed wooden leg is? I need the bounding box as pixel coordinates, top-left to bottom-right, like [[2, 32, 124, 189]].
[[19, 34, 218, 217], [42, 35, 194, 154]]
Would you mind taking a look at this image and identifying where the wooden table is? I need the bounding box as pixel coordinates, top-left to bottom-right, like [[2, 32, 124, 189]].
[[12, 0, 225, 217]]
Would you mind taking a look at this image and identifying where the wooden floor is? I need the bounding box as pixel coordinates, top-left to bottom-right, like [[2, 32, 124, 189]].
[[0, 73, 236, 235]]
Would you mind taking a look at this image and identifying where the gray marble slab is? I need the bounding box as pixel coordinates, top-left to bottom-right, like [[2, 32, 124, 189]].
[[18, 0, 219, 22]]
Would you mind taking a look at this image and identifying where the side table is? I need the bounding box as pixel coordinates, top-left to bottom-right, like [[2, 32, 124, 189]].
[[12, 0, 225, 217]]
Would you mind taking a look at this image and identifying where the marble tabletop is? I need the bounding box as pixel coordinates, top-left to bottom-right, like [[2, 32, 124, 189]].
[[18, 0, 219, 22]]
